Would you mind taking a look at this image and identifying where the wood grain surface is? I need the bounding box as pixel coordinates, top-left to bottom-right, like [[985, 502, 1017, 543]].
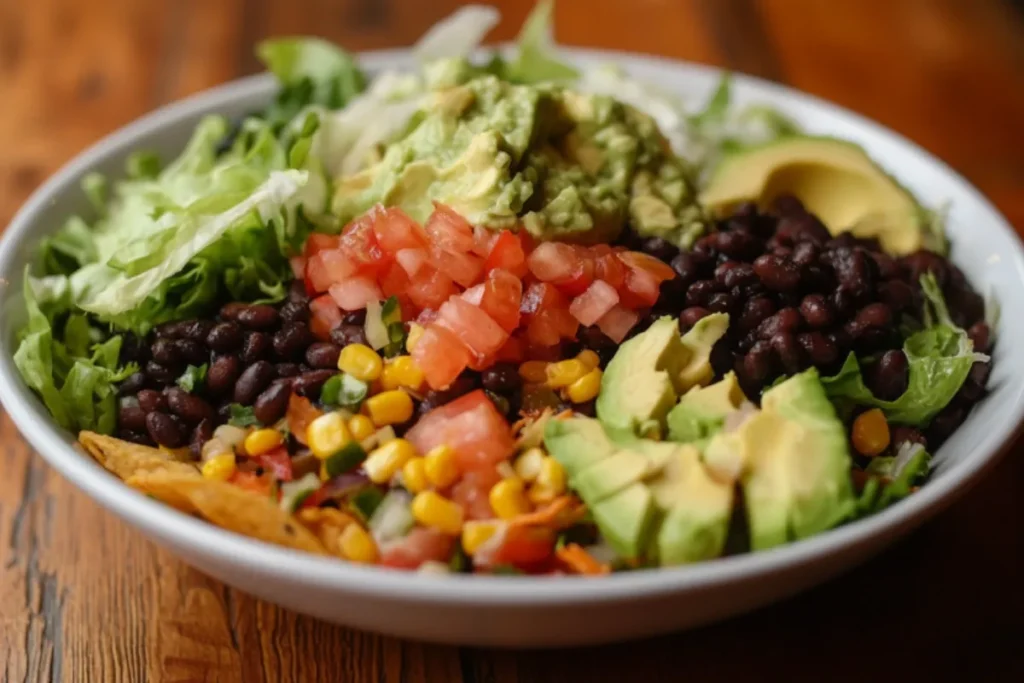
[[2, 0, 1024, 680]]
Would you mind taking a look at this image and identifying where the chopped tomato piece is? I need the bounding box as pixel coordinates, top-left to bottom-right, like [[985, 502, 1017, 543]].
[[406, 390, 515, 471], [569, 279, 621, 326], [306, 248, 358, 294], [425, 203, 475, 252], [519, 282, 562, 321], [593, 249, 628, 290], [620, 264, 662, 308], [526, 242, 579, 283], [395, 247, 429, 277], [411, 324, 471, 390], [556, 255, 595, 297], [328, 276, 383, 311], [429, 244, 484, 288], [340, 214, 390, 275], [618, 251, 677, 282], [450, 465, 501, 520], [379, 527, 456, 570], [228, 470, 274, 497], [303, 233, 340, 259], [471, 225, 499, 257], [492, 334, 525, 363], [435, 296, 509, 361], [286, 394, 323, 446], [482, 230, 528, 278], [289, 257, 306, 279], [406, 266, 458, 310], [370, 205, 427, 252], [309, 295, 343, 340], [253, 447, 293, 482], [596, 305, 641, 343], [378, 261, 412, 298], [476, 268, 522, 332], [490, 526, 556, 569]]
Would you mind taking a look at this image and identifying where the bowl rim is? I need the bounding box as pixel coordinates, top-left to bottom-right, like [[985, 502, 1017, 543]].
[[1, 46, 1022, 607]]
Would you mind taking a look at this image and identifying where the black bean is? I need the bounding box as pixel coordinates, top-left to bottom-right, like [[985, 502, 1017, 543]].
[[777, 213, 831, 245], [136, 389, 168, 413], [640, 236, 678, 262], [679, 307, 710, 332], [870, 252, 900, 280], [274, 323, 314, 361], [253, 380, 292, 425], [280, 300, 310, 324], [771, 332, 805, 374], [738, 297, 776, 333], [207, 355, 242, 397], [288, 280, 310, 303], [189, 419, 215, 459], [866, 350, 908, 401], [753, 254, 801, 292], [826, 328, 853, 358], [481, 363, 522, 394], [799, 294, 835, 328], [771, 194, 805, 216], [791, 242, 819, 268], [900, 249, 948, 287], [118, 400, 149, 432], [709, 341, 735, 376], [293, 369, 337, 398], [707, 292, 734, 314], [424, 373, 478, 406], [219, 302, 249, 321], [234, 361, 275, 405], [237, 304, 280, 330], [670, 252, 705, 286], [179, 319, 214, 342], [242, 332, 271, 364], [854, 303, 893, 330], [968, 322, 991, 354], [927, 405, 965, 446], [956, 361, 991, 404], [144, 360, 178, 386], [743, 340, 777, 385], [119, 372, 147, 396], [831, 287, 858, 316], [119, 335, 150, 364], [947, 288, 985, 328], [757, 307, 801, 339], [145, 411, 185, 448], [119, 430, 152, 446], [342, 310, 367, 326], [579, 325, 615, 350], [275, 362, 302, 378], [574, 399, 597, 418], [685, 279, 719, 307], [154, 320, 192, 339], [797, 332, 838, 367], [173, 338, 209, 365], [827, 247, 874, 297], [165, 387, 216, 424], [330, 324, 368, 348], [305, 342, 342, 369], [206, 322, 244, 352], [151, 338, 179, 365], [722, 263, 757, 289], [878, 280, 915, 314]]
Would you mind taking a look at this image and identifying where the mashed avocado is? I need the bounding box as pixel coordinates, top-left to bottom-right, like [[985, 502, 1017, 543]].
[[332, 65, 706, 245]]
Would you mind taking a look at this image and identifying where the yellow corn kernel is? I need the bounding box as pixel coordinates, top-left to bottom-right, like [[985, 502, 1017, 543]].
[[201, 453, 236, 481], [576, 349, 601, 370], [424, 444, 459, 489], [337, 343, 383, 382], [406, 323, 426, 353], [545, 359, 589, 389], [348, 415, 376, 443], [364, 438, 418, 484], [339, 524, 378, 563], [514, 447, 546, 482], [306, 411, 352, 460], [536, 457, 566, 495], [461, 520, 501, 556], [402, 457, 429, 493], [365, 389, 414, 426], [518, 360, 549, 384], [243, 428, 284, 456], [489, 478, 530, 520], [411, 491, 464, 535], [380, 355, 425, 392], [566, 368, 603, 404], [527, 483, 558, 505], [852, 408, 890, 456]]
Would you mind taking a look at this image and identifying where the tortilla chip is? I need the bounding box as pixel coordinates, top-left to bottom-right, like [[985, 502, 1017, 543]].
[[297, 507, 358, 558], [127, 471, 327, 555], [79, 431, 200, 481]]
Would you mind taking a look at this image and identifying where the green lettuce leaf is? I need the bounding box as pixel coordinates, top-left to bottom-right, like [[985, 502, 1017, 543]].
[[855, 444, 931, 516], [822, 274, 984, 426], [501, 0, 579, 84]]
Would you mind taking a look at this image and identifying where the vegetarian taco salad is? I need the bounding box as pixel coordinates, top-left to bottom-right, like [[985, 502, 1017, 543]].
[[13, 3, 995, 575]]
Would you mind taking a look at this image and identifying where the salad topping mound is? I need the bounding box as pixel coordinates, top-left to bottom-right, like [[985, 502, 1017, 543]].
[[15, 2, 993, 575]]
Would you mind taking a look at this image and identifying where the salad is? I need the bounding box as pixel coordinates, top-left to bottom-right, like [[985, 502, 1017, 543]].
[[16, 2, 994, 575]]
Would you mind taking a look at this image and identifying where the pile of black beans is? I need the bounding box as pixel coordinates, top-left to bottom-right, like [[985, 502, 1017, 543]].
[[624, 194, 992, 449]]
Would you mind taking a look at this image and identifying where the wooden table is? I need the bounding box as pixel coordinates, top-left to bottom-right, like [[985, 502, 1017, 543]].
[[2, 0, 1023, 680]]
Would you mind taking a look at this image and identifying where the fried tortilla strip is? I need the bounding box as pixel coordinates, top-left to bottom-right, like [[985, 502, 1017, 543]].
[[127, 472, 327, 555], [296, 507, 359, 558], [79, 431, 199, 481]]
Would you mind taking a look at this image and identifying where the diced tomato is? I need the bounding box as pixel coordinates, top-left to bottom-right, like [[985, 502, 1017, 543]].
[[395, 247, 429, 277], [286, 394, 323, 446], [378, 261, 412, 298], [309, 295, 343, 340], [596, 305, 641, 343], [407, 266, 458, 311], [619, 264, 662, 308], [253, 447, 293, 482], [289, 257, 306, 279], [527, 242, 579, 283], [303, 233, 340, 259], [411, 324, 471, 390], [493, 334, 525, 363], [520, 282, 562, 322], [556, 255, 595, 297], [570, 279, 621, 326], [471, 225, 499, 257], [435, 296, 509, 361], [340, 214, 390, 276], [328, 277, 383, 311], [525, 313, 562, 347], [593, 249, 628, 290], [476, 268, 522, 332], [618, 251, 677, 282], [429, 244, 484, 288], [379, 527, 456, 570], [370, 205, 427, 252], [490, 526, 556, 569], [461, 283, 484, 306], [482, 230, 528, 278], [228, 470, 274, 497], [406, 390, 515, 471], [415, 308, 439, 327], [425, 203, 475, 252], [450, 465, 501, 520], [306, 248, 358, 294]]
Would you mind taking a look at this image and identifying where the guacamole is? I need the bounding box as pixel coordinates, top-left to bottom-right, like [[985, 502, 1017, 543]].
[[332, 65, 706, 245]]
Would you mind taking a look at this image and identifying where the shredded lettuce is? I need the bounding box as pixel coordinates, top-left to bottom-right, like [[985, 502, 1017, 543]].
[[413, 5, 500, 63], [500, 0, 579, 84], [856, 443, 931, 515], [822, 274, 986, 426]]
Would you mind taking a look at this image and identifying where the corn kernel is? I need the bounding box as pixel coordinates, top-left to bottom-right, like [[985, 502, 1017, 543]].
[[402, 457, 429, 493], [365, 389, 414, 426], [406, 323, 426, 353], [306, 411, 352, 460], [489, 478, 530, 520], [201, 453, 236, 481], [411, 491, 464, 535], [348, 415, 376, 442], [852, 408, 890, 456], [527, 483, 558, 505], [380, 355, 425, 392], [337, 343, 383, 382], [566, 367, 603, 404], [536, 457, 566, 495], [576, 349, 601, 370], [364, 438, 418, 484], [339, 524, 378, 563], [545, 359, 589, 389], [514, 447, 546, 481], [200, 437, 233, 463], [518, 360, 549, 384], [424, 444, 459, 488], [244, 428, 284, 456], [461, 520, 501, 555]]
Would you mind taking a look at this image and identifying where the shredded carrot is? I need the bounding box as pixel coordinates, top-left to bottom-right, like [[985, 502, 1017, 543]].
[[509, 496, 584, 529], [557, 543, 610, 575]]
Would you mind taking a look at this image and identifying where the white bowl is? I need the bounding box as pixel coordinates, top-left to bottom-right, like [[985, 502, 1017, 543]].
[[1, 49, 1022, 648]]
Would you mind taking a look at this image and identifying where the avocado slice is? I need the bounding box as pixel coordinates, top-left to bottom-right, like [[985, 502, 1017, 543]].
[[597, 313, 729, 439], [542, 415, 617, 478], [667, 371, 747, 444], [703, 368, 855, 550], [700, 136, 923, 255], [590, 483, 658, 560], [572, 447, 670, 504]]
